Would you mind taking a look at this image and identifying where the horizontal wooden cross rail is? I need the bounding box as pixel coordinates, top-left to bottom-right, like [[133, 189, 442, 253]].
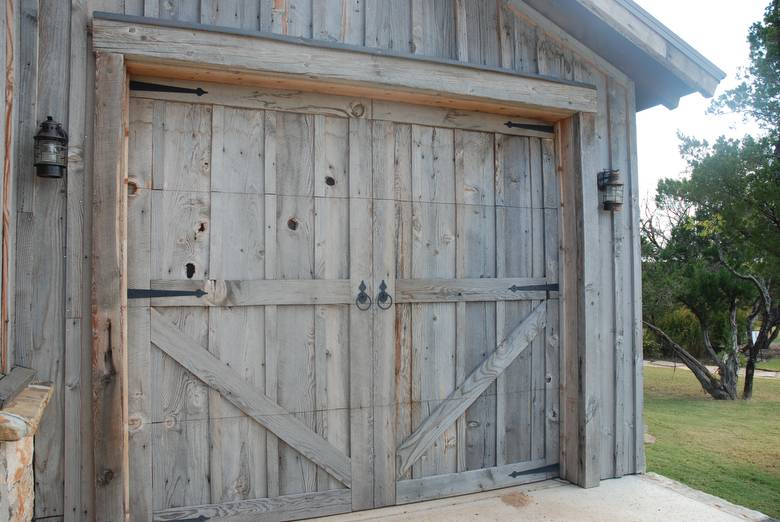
[[133, 278, 559, 307]]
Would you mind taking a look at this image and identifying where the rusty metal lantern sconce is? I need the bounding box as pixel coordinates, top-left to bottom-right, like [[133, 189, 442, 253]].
[[597, 169, 623, 211], [34, 116, 68, 178]]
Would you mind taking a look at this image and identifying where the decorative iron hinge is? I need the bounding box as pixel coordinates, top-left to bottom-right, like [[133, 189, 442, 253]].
[[129, 81, 208, 97], [505, 121, 555, 134], [508, 463, 559, 479], [127, 288, 208, 299], [508, 283, 559, 293]]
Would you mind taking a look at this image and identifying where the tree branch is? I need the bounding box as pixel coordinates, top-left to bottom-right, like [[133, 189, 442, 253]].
[[716, 246, 771, 315], [644, 322, 721, 384]]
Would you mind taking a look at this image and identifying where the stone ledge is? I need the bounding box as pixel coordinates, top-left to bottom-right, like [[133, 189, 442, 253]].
[[0, 384, 54, 441]]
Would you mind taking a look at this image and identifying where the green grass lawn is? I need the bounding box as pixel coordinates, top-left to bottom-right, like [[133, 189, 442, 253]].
[[644, 366, 780, 518], [758, 357, 780, 371]]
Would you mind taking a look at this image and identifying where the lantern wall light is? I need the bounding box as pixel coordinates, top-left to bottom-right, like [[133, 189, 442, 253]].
[[597, 169, 624, 211], [34, 116, 68, 178]]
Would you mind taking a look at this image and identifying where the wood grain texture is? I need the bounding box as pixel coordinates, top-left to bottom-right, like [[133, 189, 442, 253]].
[[395, 277, 553, 303], [131, 78, 373, 122], [150, 308, 352, 488], [31, 0, 652, 515], [207, 172, 267, 502], [397, 459, 555, 504], [145, 279, 352, 306], [348, 116, 374, 510], [153, 488, 351, 522], [92, 51, 129, 522], [396, 302, 546, 477], [263, 109, 280, 498], [410, 124, 457, 479], [365, 0, 411, 52], [627, 81, 646, 475], [313, 114, 350, 493], [455, 130, 497, 472], [92, 17, 599, 119], [371, 120, 397, 507]]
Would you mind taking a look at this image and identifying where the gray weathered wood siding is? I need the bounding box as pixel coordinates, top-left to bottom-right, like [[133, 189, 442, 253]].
[[8, 0, 643, 518]]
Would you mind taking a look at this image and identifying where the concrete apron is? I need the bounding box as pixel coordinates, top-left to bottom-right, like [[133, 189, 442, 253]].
[[317, 473, 772, 522]]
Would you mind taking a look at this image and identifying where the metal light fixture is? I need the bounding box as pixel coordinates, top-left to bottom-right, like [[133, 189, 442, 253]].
[[34, 116, 68, 178], [597, 169, 623, 211]]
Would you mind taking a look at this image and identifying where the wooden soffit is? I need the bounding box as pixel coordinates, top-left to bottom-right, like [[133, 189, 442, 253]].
[[91, 12, 597, 121]]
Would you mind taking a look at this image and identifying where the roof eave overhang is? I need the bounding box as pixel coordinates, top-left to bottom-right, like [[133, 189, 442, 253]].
[[523, 0, 727, 111]]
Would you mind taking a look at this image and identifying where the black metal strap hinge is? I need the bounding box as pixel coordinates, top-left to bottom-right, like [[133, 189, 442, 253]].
[[509, 283, 559, 293], [508, 463, 559, 478], [129, 81, 208, 97], [127, 288, 208, 299], [505, 121, 555, 134]]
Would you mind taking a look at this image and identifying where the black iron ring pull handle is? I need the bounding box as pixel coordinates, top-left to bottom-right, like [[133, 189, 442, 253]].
[[377, 280, 393, 310], [356, 280, 372, 311]]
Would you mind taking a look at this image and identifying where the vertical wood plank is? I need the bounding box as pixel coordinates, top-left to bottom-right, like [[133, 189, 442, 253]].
[[392, 124, 413, 482], [627, 83, 646, 476], [411, 0, 456, 59], [348, 116, 374, 510], [286, 0, 313, 38], [208, 184, 267, 502], [608, 79, 628, 478], [26, 0, 71, 518], [542, 138, 560, 465], [500, 0, 539, 73], [455, 0, 500, 66], [371, 119, 396, 506], [537, 30, 573, 81], [313, 114, 350, 492], [151, 307, 211, 510], [410, 125, 456, 478], [557, 113, 601, 488], [62, 1, 86, 522], [365, 0, 411, 52], [263, 111, 280, 498], [158, 0, 200, 22], [275, 111, 316, 496], [210, 106, 264, 194], [151, 102, 211, 192], [201, 0, 262, 29], [313, 0, 364, 45], [575, 62, 613, 480], [529, 138, 546, 463], [92, 51, 129, 522], [495, 134, 533, 466], [150, 101, 212, 508], [455, 130, 496, 472], [127, 97, 154, 520]]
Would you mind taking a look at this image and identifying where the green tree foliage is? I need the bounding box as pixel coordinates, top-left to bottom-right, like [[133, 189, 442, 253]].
[[643, 1, 780, 399]]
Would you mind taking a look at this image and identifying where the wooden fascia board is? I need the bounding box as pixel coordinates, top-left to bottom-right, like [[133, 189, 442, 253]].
[[91, 14, 597, 121], [576, 0, 724, 97]]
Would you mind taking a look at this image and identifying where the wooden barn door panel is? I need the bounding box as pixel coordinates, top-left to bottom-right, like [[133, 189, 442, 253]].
[[126, 97, 369, 520], [125, 87, 562, 516], [370, 122, 562, 505]]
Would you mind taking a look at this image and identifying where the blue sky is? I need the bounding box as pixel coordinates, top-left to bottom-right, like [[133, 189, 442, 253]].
[[633, 0, 766, 201]]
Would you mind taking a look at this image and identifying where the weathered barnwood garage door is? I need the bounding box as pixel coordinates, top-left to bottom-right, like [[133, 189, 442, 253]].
[[370, 113, 561, 504], [125, 82, 560, 520]]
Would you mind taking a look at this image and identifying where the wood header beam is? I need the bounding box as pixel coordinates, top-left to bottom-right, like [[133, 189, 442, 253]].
[[91, 14, 597, 121]]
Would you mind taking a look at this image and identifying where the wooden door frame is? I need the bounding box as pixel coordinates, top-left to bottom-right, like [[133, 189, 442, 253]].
[[91, 14, 603, 521]]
